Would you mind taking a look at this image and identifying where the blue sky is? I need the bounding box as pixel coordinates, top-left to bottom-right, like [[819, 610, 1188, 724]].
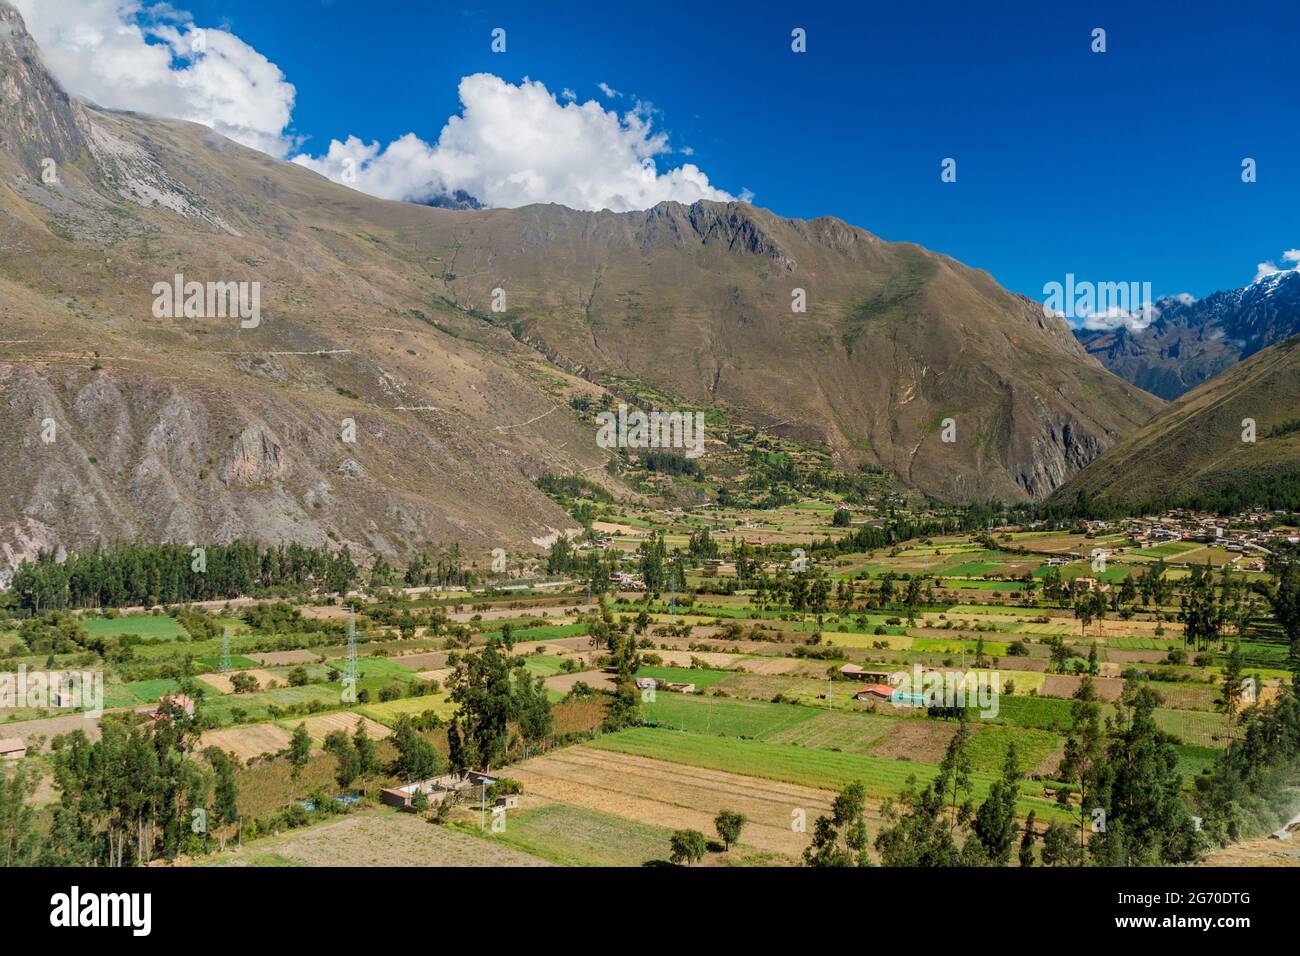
[[143, 0, 1299, 306]]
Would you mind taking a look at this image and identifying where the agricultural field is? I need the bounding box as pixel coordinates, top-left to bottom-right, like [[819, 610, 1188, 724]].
[[359, 694, 457, 725], [209, 811, 553, 867], [466, 802, 680, 867], [587, 728, 1068, 820], [200, 723, 295, 762], [283, 712, 392, 743], [643, 693, 828, 739], [507, 746, 833, 860], [7, 492, 1291, 871], [636, 665, 733, 689], [77, 614, 189, 640]]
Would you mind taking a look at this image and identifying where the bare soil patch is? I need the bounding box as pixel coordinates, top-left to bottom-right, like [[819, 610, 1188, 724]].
[[247, 650, 321, 666], [200, 723, 294, 762], [544, 669, 617, 693], [198, 669, 281, 695], [390, 652, 449, 671], [1041, 674, 1126, 702], [0, 712, 102, 751], [869, 719, 963, 764]]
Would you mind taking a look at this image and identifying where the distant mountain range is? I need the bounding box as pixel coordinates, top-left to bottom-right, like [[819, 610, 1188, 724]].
[[1075, 270, 1300, 400], [0, 1, 1165, 570], [1053, 332, 1300, 508]]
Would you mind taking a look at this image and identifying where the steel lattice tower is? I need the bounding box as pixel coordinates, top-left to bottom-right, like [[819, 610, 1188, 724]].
[[343, 605, 359, 698]]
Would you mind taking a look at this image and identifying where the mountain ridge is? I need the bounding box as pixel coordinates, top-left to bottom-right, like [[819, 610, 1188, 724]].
[[1075, 270, 1300, 400], [1052, 332, 1300, 508], [0, 1, 1163, 573]]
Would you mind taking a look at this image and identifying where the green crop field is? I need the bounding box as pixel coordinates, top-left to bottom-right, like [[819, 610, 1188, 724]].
[[636, 665, 734, 689], [123, 678, 189, 703], [763, 709, 899, 753], [519, 654, 569, 678], [1146, 542, 1199, 558], [642, 693, 819, 739], [992, 695, 1077, 732], [467, 803, 674, 867], [1155, 708, 1229, 747], [483, 623, 589, 641], [1104, 637, 1178, 650], [201, 684, 343, 723], [819, 632, 911, 649], [78, 615, 188, 640], [588, 728, 1068, 820], [1174, 745, 1220, 779], [912, 638, 1010, 656], [944, 580, 1026, 591], [101, 681, 144, 709], [942, 561, 1009, 577], [966, 725, 1062, 775], [195, 655, 260, 670]]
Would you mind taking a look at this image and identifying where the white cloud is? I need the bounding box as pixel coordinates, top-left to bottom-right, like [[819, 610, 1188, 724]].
[[1081, 303, 1158, 333], [13, 3, 736, 211], [597, 81, 621, 98], [1254, 247, 1300, 282], [293, 74, 737, 212], [13, 0, 297, 157]]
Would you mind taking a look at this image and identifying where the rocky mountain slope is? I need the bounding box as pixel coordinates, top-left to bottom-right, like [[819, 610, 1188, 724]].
[[410, 198, 1162, 504], [0, 1, 1161, 572], [1053, 333, 1300, 507], [0, 1, 601, 574], [1076, 270, 1300, 400]]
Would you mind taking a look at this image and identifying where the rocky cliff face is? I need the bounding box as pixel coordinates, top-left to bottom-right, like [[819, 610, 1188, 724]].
[[0, 3, 595, 575], [0, 1, 89, 172]]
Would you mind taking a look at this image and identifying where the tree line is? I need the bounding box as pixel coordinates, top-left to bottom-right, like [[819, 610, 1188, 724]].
[[10, 541, 359, 613]]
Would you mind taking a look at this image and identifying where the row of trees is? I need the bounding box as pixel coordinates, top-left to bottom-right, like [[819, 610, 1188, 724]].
[[9, 536, 506, 616], [10, 541, 358, 613]]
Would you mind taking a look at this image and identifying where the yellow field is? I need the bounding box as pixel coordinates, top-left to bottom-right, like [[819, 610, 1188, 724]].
[[199, 723, 294, 761], [358, 694, 456, 726], [284, 711, 393, 742]]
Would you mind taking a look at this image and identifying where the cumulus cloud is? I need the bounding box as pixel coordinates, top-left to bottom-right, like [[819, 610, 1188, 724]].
[[1080, 303, 1158, 333], [1254, 248, 1300, 282], [292, 74, 738, 212], [13, 0, 297, 157], [14, 3, 736, 211]]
